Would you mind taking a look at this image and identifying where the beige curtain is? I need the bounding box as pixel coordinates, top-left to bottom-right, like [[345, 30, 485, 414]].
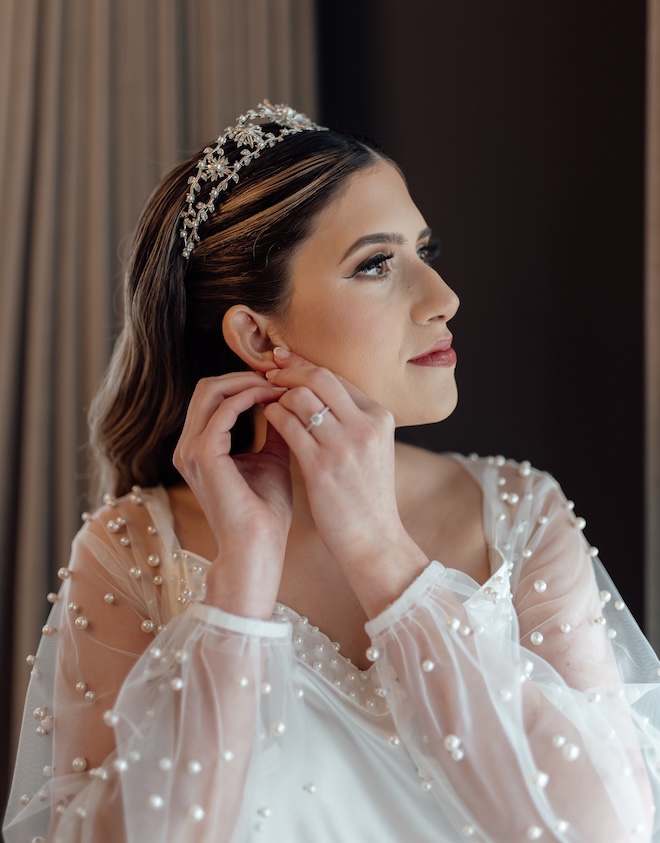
[[0, 0, 317, 798], [647, 0, 660, 652]]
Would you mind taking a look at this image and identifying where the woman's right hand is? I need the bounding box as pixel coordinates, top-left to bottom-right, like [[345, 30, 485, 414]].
[[173, 372, 292, 618]]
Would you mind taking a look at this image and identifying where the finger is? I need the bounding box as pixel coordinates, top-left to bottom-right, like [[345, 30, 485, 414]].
[[272, 347, 315, 369], [276, 387, 337, 436], [203, 385, 287, 443], [260, 421, 291, 464], [265, 365, 371, 420], [182, 373, 276, 437], [262, 400, 319, 455]]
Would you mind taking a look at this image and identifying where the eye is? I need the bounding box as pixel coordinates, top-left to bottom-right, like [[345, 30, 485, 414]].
[[353, 251, 395, 278], [417, 239, 440, 263]]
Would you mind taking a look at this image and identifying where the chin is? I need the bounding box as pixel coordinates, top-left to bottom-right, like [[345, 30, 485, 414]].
[[394, 388, 459, 428]]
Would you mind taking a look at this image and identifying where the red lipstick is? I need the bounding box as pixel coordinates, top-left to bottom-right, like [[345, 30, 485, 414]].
[[408, 338, 457, 368]]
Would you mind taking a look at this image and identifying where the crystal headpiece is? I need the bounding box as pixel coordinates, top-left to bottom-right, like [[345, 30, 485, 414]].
[[180, 100, 327, 258]]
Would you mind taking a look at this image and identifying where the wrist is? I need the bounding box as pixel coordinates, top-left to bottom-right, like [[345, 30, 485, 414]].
[[204, 541, 285, 620]]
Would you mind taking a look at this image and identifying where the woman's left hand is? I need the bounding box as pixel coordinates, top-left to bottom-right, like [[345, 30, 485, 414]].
[[263, 348, 428, 611]]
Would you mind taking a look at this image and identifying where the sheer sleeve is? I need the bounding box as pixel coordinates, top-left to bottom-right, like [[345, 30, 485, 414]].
[[365, 457, 660, 842], [3, 489, 299, 843]]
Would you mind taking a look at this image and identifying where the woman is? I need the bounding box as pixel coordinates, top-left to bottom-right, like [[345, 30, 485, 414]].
[[5, 101, 660, 842]]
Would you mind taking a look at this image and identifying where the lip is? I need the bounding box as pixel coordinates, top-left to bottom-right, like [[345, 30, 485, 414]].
[[408, 337, 456, 367]]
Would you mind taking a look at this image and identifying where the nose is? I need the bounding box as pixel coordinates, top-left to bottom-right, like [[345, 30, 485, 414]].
[[411, 265, 460, 324]]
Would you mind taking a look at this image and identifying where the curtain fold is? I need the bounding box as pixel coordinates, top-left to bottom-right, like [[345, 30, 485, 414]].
[[0, 0, 317, 803], [646, 0, 660, 652]]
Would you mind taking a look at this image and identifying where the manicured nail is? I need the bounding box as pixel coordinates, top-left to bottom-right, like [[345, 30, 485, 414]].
[[265, 369, 278, 379], [273, 346, 291, 360]]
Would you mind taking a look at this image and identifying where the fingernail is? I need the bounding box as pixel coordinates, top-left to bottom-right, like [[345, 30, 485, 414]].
[[265, 369, 278, 379], [273, 346, 291, 360]]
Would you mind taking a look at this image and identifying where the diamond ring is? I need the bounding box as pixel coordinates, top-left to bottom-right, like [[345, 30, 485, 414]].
[[305, 405, 331, 432]]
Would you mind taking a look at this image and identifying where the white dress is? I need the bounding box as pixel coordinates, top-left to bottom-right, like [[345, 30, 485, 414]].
[[4, 455, 660, 842]]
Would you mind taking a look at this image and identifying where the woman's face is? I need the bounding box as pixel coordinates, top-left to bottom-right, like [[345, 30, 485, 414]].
[[272, 160, 460, 426]]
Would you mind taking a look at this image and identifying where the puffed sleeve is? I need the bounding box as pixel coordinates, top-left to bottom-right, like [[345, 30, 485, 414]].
[[3, 489, 299, 843], [365, 457, 660, 842]]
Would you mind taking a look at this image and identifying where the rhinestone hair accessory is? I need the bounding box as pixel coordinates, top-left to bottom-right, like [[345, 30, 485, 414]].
[[180, 100, 327, 258]]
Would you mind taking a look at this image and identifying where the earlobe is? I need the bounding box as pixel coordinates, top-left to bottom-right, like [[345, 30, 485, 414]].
[[222, 305, 282, 372]]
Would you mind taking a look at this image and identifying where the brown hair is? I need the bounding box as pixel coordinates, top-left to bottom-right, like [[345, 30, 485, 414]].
[[88, 125, 385, 501]]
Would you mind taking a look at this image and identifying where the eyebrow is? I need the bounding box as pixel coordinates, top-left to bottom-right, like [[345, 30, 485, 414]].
[[340, 227, 433, 263]]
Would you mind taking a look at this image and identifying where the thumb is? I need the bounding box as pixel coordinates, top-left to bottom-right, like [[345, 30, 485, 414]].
[[272, 346, 314, 369]]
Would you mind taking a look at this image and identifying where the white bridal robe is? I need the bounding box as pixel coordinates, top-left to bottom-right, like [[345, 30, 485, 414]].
[[4, 455, 660, 842]]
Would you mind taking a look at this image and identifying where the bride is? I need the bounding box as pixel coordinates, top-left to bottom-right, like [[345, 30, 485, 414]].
[[5, 101, 660, 842]]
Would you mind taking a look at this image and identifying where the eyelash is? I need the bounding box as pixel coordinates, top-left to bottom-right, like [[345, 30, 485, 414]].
[[353, 239, 440, 279]]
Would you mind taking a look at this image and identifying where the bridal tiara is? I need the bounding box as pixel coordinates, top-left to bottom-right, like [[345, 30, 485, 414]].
[[179, 100, 327, 258]]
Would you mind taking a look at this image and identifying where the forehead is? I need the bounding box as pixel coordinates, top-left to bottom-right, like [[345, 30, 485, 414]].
[[309, 160, 420, 239]]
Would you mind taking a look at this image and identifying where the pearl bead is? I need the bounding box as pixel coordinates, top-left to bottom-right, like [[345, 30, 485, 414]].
[[588, 546, 599, 557], [104, 592, 115, 604], [531, 771, 549, 788], [462, 825, 476, 836], [84, 691, 96, 702], [422, 659, 435, 672], [575, 516, 586, 530], [74, 616, 89, 629], [507, 493, 520, 505], [444, 734, 461, 751], [238, 676, 249, 688], [187, 805, 205, 822], [533, 579, 547, 593], [260, 682, 272, 695], [421, 778, 433, 791], [600, 590, 612, 603], [553, 820, 569, 833], [560, 623, 571, 633], [526, 826, 542, 839], [170, 677, 184, 691], [119, 537, 130, 546], [495, 455, 506, 466], [499, 688, 513, 701], [221, 750, 234, 761], [47, 593, 58, 604], [141, 620, 155, 633], [389, 735, 400, 746], [26, 655, 36, 665], [147, 554, 160, 567], [562, 743, 580, 761], [42, 625, 56, 636], [608, 629, 617, 639], [522, 549, 533, 559], [32, 836, 46, 843], [43, 765, 53, 777], [128, 750, 141, 762], [103, 710, 119, 727], [147, 525, 158, 535], [271, 721, 286, 735], [129, 567, 141, 579], [594, 616, 606, 625], [565, 500, 575, 510], [187, 760, 202, 774], [153, 575, 163, 586], [496, 512, 506, 522], [365, 646, 380, 661], [107, 520, 120, 533], [257, 807, 272, 818], [72, 757, 87, 772], [303, 782, 317, 793], [148, 795, 164, 810], [537, 515, 548, 525], [57, 567, 71, 580], [451, 748, 465, 761], [615, 600, 625, 610], [158, 758, 172, 771], [530, 632, 544, 646], [519, 461, 531, 476], [33, 707, 48, 721], [75, 681, 87, 693]]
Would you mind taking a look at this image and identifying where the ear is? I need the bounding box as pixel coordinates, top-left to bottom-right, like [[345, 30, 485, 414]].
[[222, 305, 285, 372]]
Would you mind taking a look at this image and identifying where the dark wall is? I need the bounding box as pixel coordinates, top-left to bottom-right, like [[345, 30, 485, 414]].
[[318, 2, 647, 622]]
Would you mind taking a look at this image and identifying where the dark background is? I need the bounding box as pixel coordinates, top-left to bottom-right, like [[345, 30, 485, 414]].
[[318, 1, 647, 622]]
